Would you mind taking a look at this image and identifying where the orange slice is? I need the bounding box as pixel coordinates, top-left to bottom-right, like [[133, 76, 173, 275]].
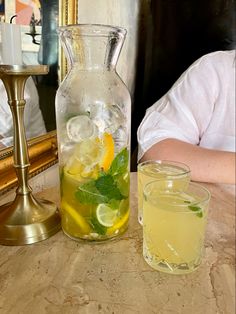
[[100, 132, 115, 171]]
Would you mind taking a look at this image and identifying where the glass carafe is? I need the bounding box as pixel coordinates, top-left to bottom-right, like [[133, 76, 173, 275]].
[[56, 24, 131, 241]]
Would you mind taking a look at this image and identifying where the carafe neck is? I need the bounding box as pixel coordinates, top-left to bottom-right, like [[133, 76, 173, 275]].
[[59, 24, 127, 71]]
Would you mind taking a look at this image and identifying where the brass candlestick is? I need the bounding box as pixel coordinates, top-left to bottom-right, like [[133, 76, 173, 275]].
[[0, 65, 61, 245]]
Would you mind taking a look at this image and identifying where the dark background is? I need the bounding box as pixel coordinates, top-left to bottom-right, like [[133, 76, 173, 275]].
[[37, 0, 59, 132], [0, 0, 4, 14], [131, 0, 236, 162]]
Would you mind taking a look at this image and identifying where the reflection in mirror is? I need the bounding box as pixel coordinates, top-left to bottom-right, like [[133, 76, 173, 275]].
[[0, 0, 77, 194], [0, 0, 58, 149]]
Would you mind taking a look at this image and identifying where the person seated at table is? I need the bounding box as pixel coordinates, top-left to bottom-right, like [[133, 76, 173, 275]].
[[137, 50, 235, 184]]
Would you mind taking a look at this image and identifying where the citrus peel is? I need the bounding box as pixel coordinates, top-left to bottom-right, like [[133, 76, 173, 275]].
[[99, 132, 114, 171]]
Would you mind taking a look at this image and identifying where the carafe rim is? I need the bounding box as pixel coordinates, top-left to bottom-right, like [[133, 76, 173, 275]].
[[58, 23, 127, 38]]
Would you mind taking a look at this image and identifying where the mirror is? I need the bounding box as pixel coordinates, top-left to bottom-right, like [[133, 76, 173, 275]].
[[0, 0, 77, 194]]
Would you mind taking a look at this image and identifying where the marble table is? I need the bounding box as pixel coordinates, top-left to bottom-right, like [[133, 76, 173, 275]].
[[0, 171, 235, 314]]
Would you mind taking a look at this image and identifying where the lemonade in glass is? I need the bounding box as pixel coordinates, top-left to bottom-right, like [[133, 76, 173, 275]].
[[143, 181, 210, 274], [138, 160, 190, 224]]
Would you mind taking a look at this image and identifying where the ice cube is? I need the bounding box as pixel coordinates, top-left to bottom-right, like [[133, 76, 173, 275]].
[[113, 126, 128, 151], [66, 115, 97, 142], [90, 103, 123, 134]]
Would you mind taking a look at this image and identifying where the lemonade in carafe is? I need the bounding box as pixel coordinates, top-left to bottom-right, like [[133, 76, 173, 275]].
[[56, 25, 131, 241]]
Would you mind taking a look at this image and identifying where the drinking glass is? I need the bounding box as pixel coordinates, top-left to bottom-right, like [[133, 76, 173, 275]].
[[143, 181, 211, 274], [138, 160, 190, 224]]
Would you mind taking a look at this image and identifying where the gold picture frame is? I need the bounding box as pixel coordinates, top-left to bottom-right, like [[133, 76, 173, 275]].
[[0, 0, 78, 195], [59, 0, 78, 82]]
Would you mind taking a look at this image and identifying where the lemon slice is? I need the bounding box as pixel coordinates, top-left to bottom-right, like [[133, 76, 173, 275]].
[[66, 115, 96, 142], [61, 199, 91, 233], [106, 209, 129, 235], [96, 204, 118, 227]]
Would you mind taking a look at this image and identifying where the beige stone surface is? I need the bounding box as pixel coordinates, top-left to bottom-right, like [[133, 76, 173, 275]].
[[0, 172, 235, 314]]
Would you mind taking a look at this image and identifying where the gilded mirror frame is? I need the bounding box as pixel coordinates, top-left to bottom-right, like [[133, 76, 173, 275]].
[[0, 0, 78, 195]]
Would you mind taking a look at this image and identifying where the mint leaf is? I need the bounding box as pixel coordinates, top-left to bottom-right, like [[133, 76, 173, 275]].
[[89, 217, 107, 235], [196, 211, 203, 218], [74, 148, 129, 205], [188, 205, 201, 211], [188, 205, 203, 218], [108, 199, 120, 210], [75, 181, 109, 204], [116, 174, 129, 197], [95, 174, 124, 200], [109, 148, 129, 176], [98, 169, 107, 177]]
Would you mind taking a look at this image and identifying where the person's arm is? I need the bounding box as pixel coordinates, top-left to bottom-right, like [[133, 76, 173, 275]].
[[24, 77, 46, 139], [141, 138, 236, 184]]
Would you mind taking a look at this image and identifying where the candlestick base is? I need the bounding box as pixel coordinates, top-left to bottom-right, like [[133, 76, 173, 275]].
[[0, 193, 61, 245], [0, 64, 61, 246]]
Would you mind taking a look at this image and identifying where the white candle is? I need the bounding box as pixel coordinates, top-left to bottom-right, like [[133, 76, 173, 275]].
[[1, 22, 23, 65]]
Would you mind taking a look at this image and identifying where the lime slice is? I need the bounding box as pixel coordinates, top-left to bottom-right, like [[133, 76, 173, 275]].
[[66, 115, 96, 142], [96, 204, 118, 227]]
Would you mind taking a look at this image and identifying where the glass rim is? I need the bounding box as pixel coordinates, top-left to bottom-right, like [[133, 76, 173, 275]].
[[143, 181, 211, 207], [58, 23, 127, 37], [138, 159, 191, 177]]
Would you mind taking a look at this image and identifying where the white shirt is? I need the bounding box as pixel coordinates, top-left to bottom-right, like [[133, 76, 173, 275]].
[[0, 77, 46, 146], [138, 50, 236, 160]]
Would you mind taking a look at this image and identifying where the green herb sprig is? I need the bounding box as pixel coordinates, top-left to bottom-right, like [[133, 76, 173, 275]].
[[184, 200, 203, 217], [74, 147, 129, 234]]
